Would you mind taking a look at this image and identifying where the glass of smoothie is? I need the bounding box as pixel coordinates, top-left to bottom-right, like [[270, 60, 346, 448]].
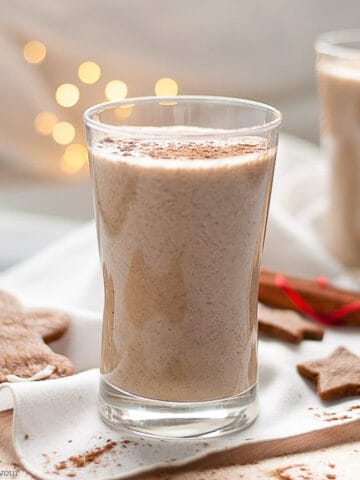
[[84, 96, 281, 438], [316, 31, 360, 266]]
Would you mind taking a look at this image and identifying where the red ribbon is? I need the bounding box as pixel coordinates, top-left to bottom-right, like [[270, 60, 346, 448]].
[[274, 274, 360, 326]]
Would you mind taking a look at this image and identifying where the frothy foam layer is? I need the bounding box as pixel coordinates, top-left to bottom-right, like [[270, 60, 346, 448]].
[[318, 59, 360, 80], [93, 127, 270, 165]]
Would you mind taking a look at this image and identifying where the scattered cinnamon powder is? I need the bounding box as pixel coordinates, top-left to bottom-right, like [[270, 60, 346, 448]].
[[24, 434, 29, 440], [324, 415, 351, 422], [314, 411, 352, 422], [69, 441, 117, 467], [120, 439, 133, 449], [54, 441, 117, 471], [55, 461, 67, 471], [326, 474, 336, 479], [347, 404, 360, 411], [270, 464, 310, 480]]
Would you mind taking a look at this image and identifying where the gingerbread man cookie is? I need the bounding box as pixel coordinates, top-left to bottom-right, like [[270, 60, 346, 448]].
[[0, 290, 73, 383]]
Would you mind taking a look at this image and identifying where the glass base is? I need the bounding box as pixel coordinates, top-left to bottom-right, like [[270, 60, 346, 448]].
[[98, 377, 258, 439]]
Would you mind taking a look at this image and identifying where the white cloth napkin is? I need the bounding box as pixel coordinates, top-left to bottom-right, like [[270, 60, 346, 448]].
[[1, 135, 360, 479]]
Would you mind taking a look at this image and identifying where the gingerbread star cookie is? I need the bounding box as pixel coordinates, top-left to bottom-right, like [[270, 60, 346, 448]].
[[0, 290, 73, 383], [258, 304, 324, 343], [297, 346, 360, 400]]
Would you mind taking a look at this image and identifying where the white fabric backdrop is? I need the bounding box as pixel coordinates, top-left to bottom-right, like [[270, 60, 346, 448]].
[[2, 0, 360, 176]]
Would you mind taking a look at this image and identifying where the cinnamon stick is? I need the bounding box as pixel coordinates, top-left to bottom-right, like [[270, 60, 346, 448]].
[[259, 269, 360, 326]]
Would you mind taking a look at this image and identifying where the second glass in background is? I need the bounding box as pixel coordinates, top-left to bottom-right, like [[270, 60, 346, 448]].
[[316, 30, 360, 266]]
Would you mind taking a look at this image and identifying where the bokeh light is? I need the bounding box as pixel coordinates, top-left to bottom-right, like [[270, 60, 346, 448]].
[[55, 83, 80, 108], [78, 61, 101, 84], [60, 143, 88, 174], [105, 80, 128, 101], [34, 111, 58, 135], [23, 40, 46, 64], [52, 122, 75, 145], [114, 104, 134, 119], [154, 77, 178, 96]]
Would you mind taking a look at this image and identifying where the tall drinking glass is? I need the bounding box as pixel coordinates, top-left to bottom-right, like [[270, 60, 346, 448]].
[[84, 96, 281, 438], [316, 31, 360, 266]]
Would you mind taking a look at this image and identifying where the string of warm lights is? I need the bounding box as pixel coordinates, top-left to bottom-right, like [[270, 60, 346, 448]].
[[55, 83, 79, 108], [154, 77, 178, 96], [23, 39, 179, 175], [52, 122, 75, 145], [78, 61, 101, 84]]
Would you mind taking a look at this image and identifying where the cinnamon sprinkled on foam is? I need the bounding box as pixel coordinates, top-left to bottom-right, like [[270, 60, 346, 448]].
[[97, 137, 268, 160], [93, 127, 270, 165]]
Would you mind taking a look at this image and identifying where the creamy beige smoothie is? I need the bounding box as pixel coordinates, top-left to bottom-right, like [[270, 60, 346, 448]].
[[317, 57, 360, 265], [89, 128, 276, 402]]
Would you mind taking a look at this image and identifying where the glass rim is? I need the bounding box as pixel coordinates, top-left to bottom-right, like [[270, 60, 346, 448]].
[[315, 29, 360, 59], [83, 95, 281, 138]]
